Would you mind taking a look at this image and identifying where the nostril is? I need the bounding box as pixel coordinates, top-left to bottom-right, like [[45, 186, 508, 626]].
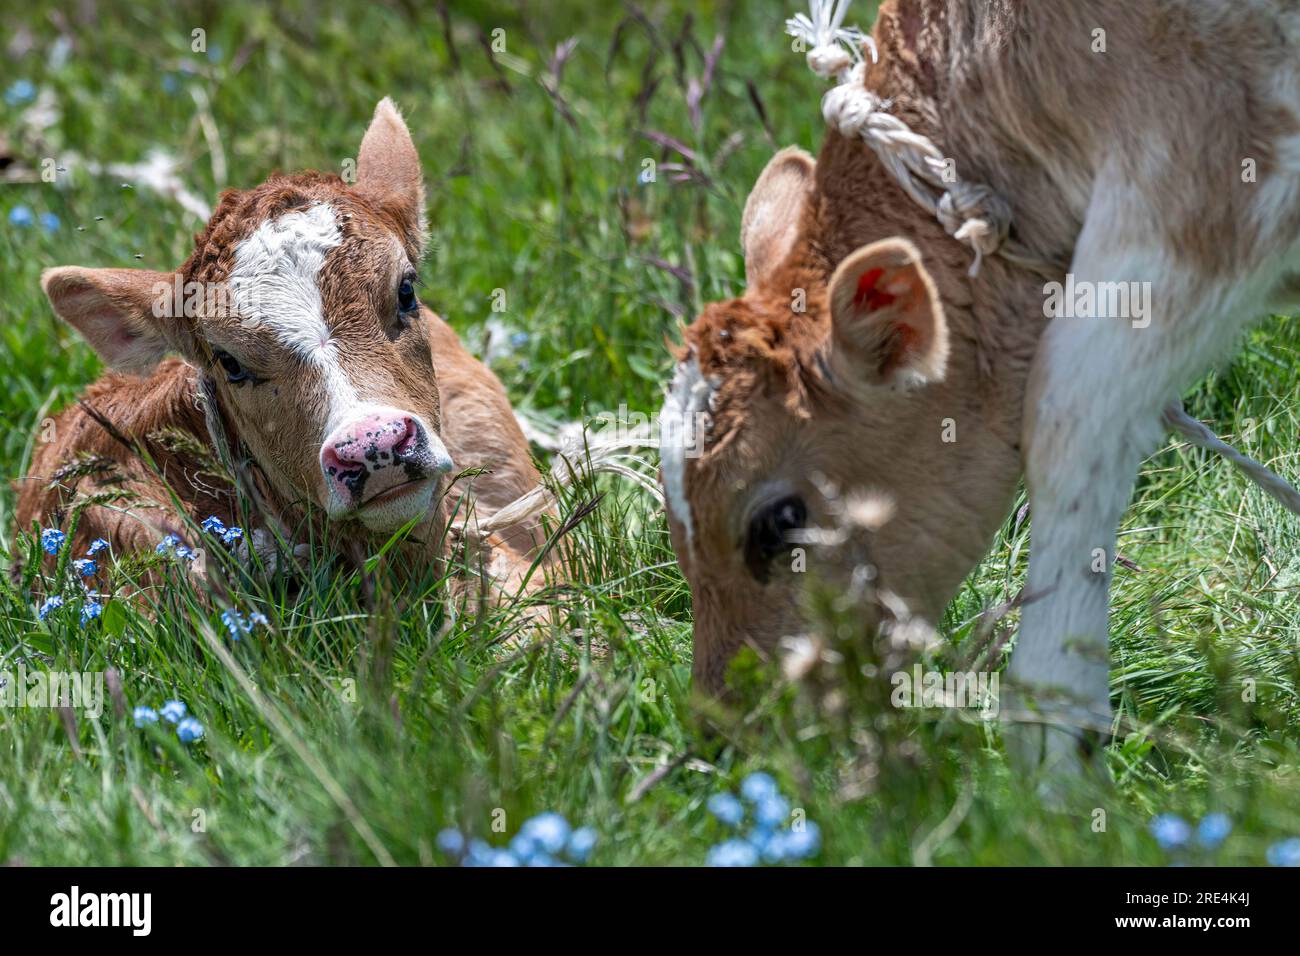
[[393, 417, 419, 456], [321, 445, 344, 475]]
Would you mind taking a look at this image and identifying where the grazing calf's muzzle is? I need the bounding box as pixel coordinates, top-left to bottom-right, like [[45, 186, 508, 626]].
[[319, 406, 453, 530]]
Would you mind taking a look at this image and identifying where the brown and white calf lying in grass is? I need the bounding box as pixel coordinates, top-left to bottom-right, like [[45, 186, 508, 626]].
[[661, 0, 1300, 776], [16, 99, 546, 597]]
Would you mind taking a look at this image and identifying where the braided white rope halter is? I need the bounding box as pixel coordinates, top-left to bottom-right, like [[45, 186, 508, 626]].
[[785, 0, 1300, 517], [786, 0, 1052, 278]]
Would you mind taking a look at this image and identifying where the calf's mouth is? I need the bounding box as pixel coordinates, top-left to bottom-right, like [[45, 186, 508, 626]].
[[359, 475, 436, 509]]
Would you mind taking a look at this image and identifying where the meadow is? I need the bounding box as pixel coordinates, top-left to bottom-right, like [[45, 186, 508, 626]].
[[1, 0, 1299, 866]]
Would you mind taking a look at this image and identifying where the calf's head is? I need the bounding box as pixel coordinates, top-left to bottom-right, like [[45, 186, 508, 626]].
[[662, 148, 1024, 694], [41, 99, 452, 533]]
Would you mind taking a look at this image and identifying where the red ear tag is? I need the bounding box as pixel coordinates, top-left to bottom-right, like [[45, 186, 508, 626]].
[[853, 267, 897, 311]]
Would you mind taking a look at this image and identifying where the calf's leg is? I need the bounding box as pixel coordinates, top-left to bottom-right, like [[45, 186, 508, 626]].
[[1004, 174, 1283, 781]]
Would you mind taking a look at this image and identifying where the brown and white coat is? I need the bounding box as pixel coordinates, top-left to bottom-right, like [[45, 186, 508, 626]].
[[16, 100, 546, 596], [660, 0, 1300, 774]]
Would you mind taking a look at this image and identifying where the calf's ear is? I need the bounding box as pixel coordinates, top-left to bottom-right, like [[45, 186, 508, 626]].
[[41, 267, 178, 376], [826, 238, 948, 387], [741, 146, 815, 285], [356, 97, 426, 251]]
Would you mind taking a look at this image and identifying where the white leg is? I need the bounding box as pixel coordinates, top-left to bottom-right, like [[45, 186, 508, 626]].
[[1006, 325, 1158, 778], [1005, 323, 1158, 780], [1004, 179, 1263, 782]]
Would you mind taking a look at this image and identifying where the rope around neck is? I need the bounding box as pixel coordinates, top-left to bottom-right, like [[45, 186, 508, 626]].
[[785, 1, 1300, 518], [786, 0, 1055, 279]]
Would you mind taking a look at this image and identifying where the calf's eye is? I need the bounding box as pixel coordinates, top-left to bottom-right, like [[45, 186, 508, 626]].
[[397, 275, 417, 314], [744, 495, 807, 581], [215, 351, 253, 385]]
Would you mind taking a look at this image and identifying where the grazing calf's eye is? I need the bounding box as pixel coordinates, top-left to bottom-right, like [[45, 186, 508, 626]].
[[397, 272, 418, 316], [214, 351, 253, 385], [744, 495, 807, 581]]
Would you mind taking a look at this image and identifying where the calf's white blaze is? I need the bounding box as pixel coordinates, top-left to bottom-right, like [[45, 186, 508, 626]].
[[229, 202, 359, 432], [659, 358, 715, 551]]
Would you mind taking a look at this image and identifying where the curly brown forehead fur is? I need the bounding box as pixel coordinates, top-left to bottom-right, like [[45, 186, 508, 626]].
[[676, 295, 837, 462], [179, 170, 421, 288]]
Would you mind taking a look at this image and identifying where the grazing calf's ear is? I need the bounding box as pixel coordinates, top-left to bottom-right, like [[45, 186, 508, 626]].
[[826, 238, 948, 387], [740, 146, 816, 285], [356, 97, 426, 250], [41, 267, 178, 376]]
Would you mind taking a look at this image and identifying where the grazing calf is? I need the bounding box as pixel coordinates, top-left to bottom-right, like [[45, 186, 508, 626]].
[[16, 99, 544, 592], [660, 0, 1300, 773]]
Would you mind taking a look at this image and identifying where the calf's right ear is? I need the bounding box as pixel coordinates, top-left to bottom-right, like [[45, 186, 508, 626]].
[[740, 146, 816, 285], [42, 267, 179, 376]]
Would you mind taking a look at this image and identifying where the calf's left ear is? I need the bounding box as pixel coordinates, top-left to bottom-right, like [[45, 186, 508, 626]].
[[42, 267, 180, 376], [356, 97, 427, 253], [826, 238, 948, 387]]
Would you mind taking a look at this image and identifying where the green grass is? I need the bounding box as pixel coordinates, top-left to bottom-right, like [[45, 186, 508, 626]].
[[2, 0, 1299, 866]]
